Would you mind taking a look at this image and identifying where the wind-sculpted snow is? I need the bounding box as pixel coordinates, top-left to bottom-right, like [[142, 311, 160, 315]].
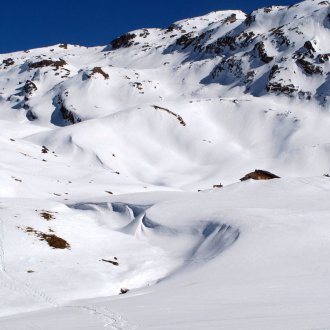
[[2, 178, 330, 329]]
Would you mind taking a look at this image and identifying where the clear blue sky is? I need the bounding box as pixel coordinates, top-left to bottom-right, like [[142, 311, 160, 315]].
[[1, 0, 295, 54]]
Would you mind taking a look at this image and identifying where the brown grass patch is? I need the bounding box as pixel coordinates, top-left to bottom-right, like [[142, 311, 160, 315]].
[[91, 67, 109, 79], [29, 59, 67, 70], [21, 226, 70, 249], [39, 211, 55, 221], [240, 169, 280, 181], [152, 105, 186, 126]]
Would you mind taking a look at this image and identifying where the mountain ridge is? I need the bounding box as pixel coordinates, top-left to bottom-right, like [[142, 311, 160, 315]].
[[1, 1, 330, 329]]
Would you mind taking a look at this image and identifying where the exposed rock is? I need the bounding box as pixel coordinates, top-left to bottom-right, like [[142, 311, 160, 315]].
[[110, 33, 137, 50], [165, 24, 177, 33], [296, 58, 323, 75], [223, 14, 237, 24], [236, 31, 256, 47], [304, 41, 316, 53], [176, 33, 197, 49], [24, 80, 37, 97], [212, 57, 243, 79], [139, 29, 150, 38], [268, 64, 281, 80], [59, 43, 68, 49], [244, 13, 256, 26], [266, 82, 298, 95], [120, 288, 129, 294], [152, 105, 186, 126], [89, 67, 109, 79], [61, 104, 81, 125], [317, 53, 330, 63], [131, 82, 143, 90], [205, 35, 237, 54], [101, 258, 119, 266], [26, 110, 38, 121], [245, 70, 256, 84], [39, 211, 55, 221], [56, 96, 81, 125], [29, 59, 67, 70], [270, 26, 291, 48], [2, 58, 15, 68], [254, 42, 274, 64], [298, 90, 312, 100], [240, 170, 280, 181]]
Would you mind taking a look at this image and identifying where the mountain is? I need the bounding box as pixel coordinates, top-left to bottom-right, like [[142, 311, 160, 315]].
[[1, 0, 330, 329], [1, 0, 330, 188]]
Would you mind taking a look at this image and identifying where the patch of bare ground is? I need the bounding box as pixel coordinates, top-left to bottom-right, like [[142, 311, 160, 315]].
[[120, 288, 129, 294], [240, 169, 280, 181], [59, 43, 68, 49], [39, 211, 55, 221], [90, 67, 109, 79], [101, 258, 119, 266], [19, 226, 70, 249], [2, 58, 15, 68], [29, 59, 67, 70], [152, 105, 186, 126]]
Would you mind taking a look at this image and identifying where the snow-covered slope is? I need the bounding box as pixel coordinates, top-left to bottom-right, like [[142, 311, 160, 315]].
[[1, 0, 330, 188], [1, 0, 330, 329]]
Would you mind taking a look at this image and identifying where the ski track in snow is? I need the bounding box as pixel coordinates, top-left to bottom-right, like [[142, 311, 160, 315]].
[[1, 203, 139, 329], [0, 214, 5, 273], [0, 208, 133, 329], [63, 305, 137, 330], [0, 211, 58, 307]]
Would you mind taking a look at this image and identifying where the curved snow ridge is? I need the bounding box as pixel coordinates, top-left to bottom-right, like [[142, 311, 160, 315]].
[[115, 202, 240, 264], [188, 222, 240, 262]]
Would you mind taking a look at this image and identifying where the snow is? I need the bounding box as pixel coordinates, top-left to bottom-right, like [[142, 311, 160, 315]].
[[1, 0, 330, 328], [2, 179, 330, 329]]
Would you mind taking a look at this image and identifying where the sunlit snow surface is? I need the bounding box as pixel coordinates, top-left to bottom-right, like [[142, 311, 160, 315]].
[[1, 0, 330, 328]]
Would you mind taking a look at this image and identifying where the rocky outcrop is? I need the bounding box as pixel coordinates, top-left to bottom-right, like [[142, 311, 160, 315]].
[[240, 170, 280, 181], [29, 59, 67, 70], [318, 53, 330, 63], [60, 103, 81, 125], [89, 67, 109, 79], [152, 105, 186, 126], [296, 58, 323, 75], [212, 57, 243, 79], [176, 33, 197, 49], [270, 26, 291, 48], [110, 33, 137, 50], [55, 96, 81, 125], [2, 58, 15, 68], [254, 42, 274, 64], [266, 82, 298, 95], [24, 80, 37, 97], [223, 14, 237, 24]]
